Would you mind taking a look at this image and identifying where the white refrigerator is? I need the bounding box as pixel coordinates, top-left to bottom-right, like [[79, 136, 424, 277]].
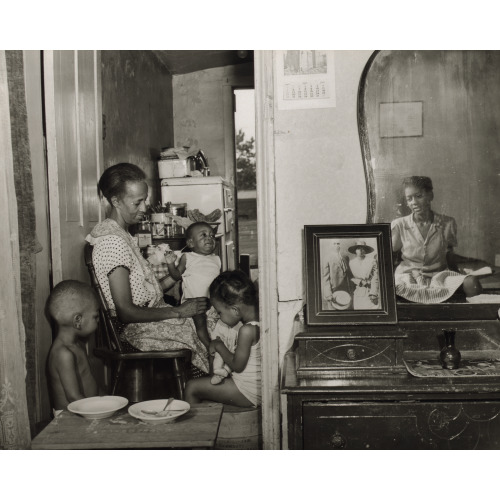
[[160, 176, 236, 271]]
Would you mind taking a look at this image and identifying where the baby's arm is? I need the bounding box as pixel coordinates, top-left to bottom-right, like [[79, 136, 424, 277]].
[[166, 252, 187, 281], [211, 324, 256, 373]]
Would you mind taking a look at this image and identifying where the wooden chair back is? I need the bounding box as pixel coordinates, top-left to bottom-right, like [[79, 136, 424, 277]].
[[84, 242, 127, 353]]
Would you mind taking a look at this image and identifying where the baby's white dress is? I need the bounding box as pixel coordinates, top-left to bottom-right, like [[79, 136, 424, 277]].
[[181, 252, 221, 300]]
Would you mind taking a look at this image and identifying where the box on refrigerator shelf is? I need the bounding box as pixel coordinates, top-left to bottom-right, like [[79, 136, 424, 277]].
[[158, 159, 192, 178]]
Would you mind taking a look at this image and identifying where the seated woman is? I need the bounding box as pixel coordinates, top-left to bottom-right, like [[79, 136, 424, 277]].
[[391, 175, 483, 304], [85, 163, 214, 374]]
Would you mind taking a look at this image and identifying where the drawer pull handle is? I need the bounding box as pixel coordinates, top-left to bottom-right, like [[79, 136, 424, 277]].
[[346, 348, 357, 360], [330, 431, 347, 449]]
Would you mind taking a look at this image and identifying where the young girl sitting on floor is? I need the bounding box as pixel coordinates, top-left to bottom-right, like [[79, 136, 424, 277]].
[[185, 270, 261, 407]]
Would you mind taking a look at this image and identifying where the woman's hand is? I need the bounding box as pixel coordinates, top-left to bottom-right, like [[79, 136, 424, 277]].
[[175, 297, 209, 318]]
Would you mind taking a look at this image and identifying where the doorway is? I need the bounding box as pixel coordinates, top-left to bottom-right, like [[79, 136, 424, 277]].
[[233, 88, 257, 280]]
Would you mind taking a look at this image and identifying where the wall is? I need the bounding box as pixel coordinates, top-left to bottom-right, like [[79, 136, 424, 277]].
[[172, 62, 254, 183], [101, 50, 174, 205], [273, 51, 374, 355]]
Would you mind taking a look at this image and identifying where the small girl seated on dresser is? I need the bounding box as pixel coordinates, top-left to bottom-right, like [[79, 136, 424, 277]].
[[165, 221, 221, 350], [185, 270, 261, 408]]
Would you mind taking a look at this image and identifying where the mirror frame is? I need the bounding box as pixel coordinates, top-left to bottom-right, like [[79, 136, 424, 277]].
[[357, 50, 499, 321]]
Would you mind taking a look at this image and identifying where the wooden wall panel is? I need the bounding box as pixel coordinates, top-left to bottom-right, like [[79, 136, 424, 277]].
[[54, 50, 80, 223], [45, 50, 103, 285], [78, 50, 100, 223]]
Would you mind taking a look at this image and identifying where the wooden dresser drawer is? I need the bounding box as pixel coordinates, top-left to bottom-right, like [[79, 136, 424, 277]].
[[297, 338, 400, 376], [302, 401, 500, 450]]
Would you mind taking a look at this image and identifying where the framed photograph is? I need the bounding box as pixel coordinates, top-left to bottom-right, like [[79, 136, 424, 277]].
[[304, 224, 397, 325]]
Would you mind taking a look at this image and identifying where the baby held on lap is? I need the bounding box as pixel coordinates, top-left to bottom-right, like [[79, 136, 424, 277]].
[[148, 222, 221, 349]]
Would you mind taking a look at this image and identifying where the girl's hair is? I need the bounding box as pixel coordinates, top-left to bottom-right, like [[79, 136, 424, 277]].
[[98, 163, 146, 204], [402, 175, 433, 192], [209, 270, 258, 307]]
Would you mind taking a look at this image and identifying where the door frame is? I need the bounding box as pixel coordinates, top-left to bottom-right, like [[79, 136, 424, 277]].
[[254, 51, 281, 449], [222, 53, 281, 448], [43, 50, 63, 284], [24, 50, 53, 424]]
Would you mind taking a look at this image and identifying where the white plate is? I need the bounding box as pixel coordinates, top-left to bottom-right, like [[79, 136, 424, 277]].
[[67, 396, 128, 419], [128, 399, 190, 425]]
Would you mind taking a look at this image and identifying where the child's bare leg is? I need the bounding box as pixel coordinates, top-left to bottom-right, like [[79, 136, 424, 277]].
[[185, 377, 254, 407], [193, 313, 210, 349]]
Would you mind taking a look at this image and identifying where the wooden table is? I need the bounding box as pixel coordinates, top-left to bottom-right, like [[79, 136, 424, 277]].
[[31, 403, 223, 450]]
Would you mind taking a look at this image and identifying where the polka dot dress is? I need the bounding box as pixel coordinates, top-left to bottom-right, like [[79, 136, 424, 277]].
[[93, 235, 156, 312]]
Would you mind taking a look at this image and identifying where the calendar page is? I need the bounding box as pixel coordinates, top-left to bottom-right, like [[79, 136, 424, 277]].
[[276, 50, 336, 110]]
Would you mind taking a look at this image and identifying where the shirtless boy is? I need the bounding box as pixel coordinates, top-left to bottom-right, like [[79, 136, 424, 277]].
[[46, 280, 103, 412]]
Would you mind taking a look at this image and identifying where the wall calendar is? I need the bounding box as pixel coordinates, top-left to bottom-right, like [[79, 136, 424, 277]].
[[276, 50, 336, 110]]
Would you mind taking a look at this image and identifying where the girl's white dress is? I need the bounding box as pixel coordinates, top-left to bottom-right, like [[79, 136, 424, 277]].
[[231, 321, 262, 407]]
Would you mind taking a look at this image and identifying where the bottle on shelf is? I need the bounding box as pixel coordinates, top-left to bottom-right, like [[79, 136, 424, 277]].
[[136, 221, 152, 249]]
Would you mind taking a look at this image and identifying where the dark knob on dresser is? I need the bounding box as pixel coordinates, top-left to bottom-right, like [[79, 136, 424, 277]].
[[330, 431, 347, 449]]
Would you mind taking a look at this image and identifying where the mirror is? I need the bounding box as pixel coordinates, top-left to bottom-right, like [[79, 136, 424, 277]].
[[358, 50, 500, 319]]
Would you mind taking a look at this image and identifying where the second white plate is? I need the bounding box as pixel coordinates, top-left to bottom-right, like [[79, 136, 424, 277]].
[[128, 399, 190, 425]]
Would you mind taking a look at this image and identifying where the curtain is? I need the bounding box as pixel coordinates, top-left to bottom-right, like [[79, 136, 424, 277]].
[[0, 50, 31, 449], [5, 50, 40, 433]]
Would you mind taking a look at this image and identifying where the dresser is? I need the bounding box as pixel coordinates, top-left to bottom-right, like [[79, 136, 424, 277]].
[[281, 304, 500, 449]]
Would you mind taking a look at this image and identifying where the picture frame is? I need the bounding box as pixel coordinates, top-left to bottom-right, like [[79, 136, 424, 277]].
[[304, 224, 397, 325], [379, 101, 423, 138]]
